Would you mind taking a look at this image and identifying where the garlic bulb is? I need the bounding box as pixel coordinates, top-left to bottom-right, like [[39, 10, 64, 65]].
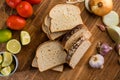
[[89, 54, 104, 69]]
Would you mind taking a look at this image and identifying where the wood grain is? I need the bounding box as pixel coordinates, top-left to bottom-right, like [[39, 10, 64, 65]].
[[0, 0, 120, 80]]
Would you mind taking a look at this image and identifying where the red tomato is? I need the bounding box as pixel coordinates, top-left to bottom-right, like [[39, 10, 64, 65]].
[[6, 0, 22, 8], [16, 1, 33, 18], [25, 0, 41, 4], [7, 15, 26, 30]]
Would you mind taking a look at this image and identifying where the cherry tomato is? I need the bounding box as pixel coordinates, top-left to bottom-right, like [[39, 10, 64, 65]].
[[25, 0, 41, 4], [16, 1, 33, 18], [7, 15, 26, 30], [6, 0, 22, 8]]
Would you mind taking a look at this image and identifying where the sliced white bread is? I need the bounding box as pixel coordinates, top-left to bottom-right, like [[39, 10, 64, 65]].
[[49, 4, 83, 32], [32, 56, 38, 68], [67, 39, 91, 68], [50, 65, 64, 72], [62, 24, 91, 51], [32, 56, 64, 72], [36, 41, 67, 72], [42, 24, 48, 34], [42, 16, 67, 40]]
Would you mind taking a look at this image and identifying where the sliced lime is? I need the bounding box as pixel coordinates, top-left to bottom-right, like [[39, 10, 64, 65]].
[[6, 39, 21, 54], [1, 66, 11, 76], [107, 25, 120, 43], [0, 65, 2, 71], [2, 52, 13, 67], [20, 31, 31, 45], [0, 55, 2, 64], [10, 63, 15, 72]]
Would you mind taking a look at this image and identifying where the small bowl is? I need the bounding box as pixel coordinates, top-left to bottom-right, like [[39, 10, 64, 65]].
[[0, 52, 18, 76]]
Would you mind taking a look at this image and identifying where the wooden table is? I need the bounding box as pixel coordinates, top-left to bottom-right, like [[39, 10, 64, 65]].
[[0, 0, 120, 80]]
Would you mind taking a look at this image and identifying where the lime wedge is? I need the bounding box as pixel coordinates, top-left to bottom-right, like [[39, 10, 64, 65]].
[[6, 39, 21, 54], [0, 55, 2, 64], [2, 52, 13, 67], [20, 31, 31, 45], [107, 25, 120, 43], [0, 65, 2, 71], [1, 66, 11, 76], [10, 63, 15, 72]]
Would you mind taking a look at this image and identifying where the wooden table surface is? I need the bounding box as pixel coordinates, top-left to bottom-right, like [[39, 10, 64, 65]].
[[0, 0, 120, 80]]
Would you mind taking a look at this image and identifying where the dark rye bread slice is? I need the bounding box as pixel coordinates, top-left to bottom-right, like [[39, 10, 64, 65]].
[[62, 24, 91, 51], [49, 4, 83, 32], [32, 56, 64, 72], [36, 41, 67, 72], [67, 38, 91, 68], [42, 15, 67, 40]]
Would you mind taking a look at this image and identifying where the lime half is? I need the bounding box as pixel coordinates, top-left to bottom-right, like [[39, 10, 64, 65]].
[[0, 55, 2, 64], [1, 66, 11, 76], [2, 52, 13, 67], [6, 39, 21, 54], [20, 31, 31, 45]]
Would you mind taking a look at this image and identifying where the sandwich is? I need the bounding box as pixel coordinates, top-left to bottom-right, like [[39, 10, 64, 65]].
[[62, 24, 91, 51], [66, 38, 91, 68]]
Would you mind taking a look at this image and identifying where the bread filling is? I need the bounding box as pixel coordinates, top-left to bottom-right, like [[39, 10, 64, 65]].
[[63, 25, 83, 42], [66, 37, 85, 62]]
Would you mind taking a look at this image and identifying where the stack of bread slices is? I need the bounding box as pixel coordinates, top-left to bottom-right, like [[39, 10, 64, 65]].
[[32, 4, 92, 72]]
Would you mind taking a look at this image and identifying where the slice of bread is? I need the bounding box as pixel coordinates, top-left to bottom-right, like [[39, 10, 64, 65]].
[[42, 16, 67, 40], [49, 4, 83, 32], [51, 65, 64, 72], [62, 24, 91, 51], [36, 41, 67, 72], [32, 56, 64, 72], [42, 24, 48, 34], [32, 56, 38, 68], [67, 39, 91, 68]]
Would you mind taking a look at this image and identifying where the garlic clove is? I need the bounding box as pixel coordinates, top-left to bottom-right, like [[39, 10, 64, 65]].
[[97, 42, 112, 56], [115, 44, 120, 56], [97, 24, 106, 32], [89, 54, 104, 69]]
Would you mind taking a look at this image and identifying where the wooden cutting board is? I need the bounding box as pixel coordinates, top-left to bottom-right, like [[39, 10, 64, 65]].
[[0, 0, 120, 80]]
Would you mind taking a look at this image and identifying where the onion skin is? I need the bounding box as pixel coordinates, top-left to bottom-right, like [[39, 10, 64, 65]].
[[89, 0, 113, 16]]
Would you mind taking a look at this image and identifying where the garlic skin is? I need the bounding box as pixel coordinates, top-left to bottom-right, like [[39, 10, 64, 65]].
[[89, 54, 104, 68]]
